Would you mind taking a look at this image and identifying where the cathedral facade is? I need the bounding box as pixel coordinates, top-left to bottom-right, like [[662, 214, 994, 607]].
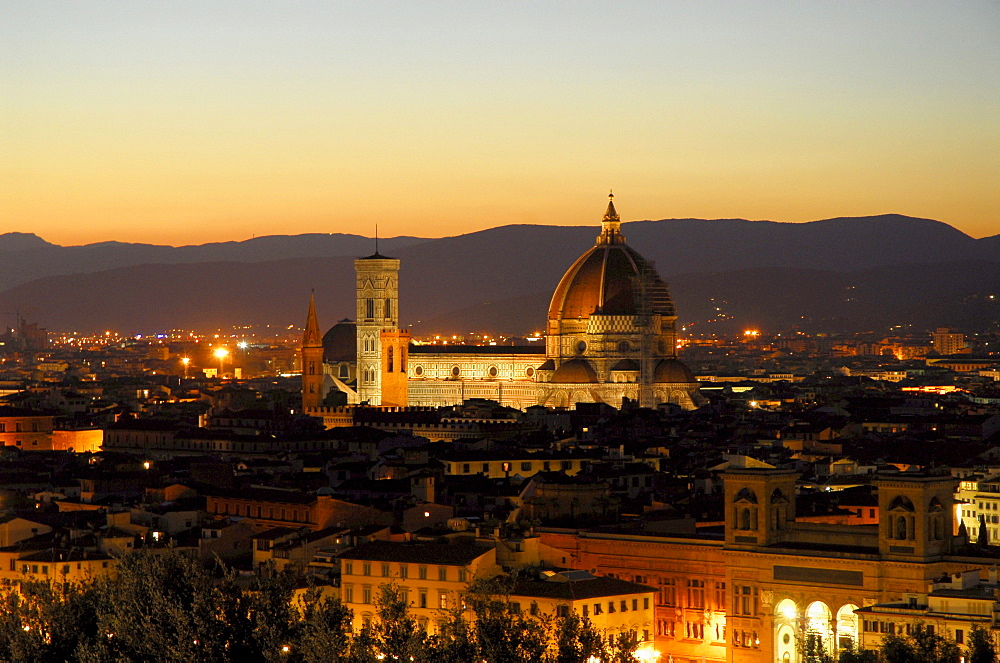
[[302, 194, 704, 411]]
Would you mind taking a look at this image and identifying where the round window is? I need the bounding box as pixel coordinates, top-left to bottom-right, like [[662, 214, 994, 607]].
[[618, 340, 630, 352], [488, 366, 498, 378], [576, 340, 587, 354], [783, 634, 791, 645], [451, 366, 461, 377], [414, 366, 423, 376], [526, 367, 534, 377]]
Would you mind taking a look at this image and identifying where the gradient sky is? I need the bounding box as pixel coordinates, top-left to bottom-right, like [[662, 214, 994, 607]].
[[3, 1, 998, 246]]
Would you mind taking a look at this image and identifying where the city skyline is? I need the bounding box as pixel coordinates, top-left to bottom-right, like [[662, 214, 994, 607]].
[[4, 1, 998, 245]]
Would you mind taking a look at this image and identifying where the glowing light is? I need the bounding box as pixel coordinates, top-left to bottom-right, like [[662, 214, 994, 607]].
[[213, 348, 230, 359], [237, 341, 248, 349], [782, 603, 798, 620], [743, 329, 760, 337]]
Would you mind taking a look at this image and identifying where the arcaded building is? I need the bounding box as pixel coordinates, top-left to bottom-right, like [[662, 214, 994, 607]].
[[539, 467, 997, 663]]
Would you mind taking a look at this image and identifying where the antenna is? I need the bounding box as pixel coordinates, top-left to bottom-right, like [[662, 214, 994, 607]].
[[375, 224, 379, 255]]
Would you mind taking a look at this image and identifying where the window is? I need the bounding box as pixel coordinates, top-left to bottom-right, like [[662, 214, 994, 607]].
[[463, 463, 471, 473], [419, 592, 427, 608], [956, 629, 964, 644], [632, 598, 638, 611], [556, 605, 569, 617], [439, 592, 448, 609], [344, 586, 354, 603], [660, 578, 676, 606], [687, 579, 705, 609], [594, 603, 603, 615], [521, 462, 532, 471], [482, 463, 490, 473], [419, 566, 427, 580], [387, 346, 394, 372], [366, 299, 375, 319], [734, 586, 757, 616], [608, 601, 615, 613], [363, 563, 371, 576], [385, 298, 392, 320], [582, 604, 589, 617], [715, 581, 726, 610], [621, 600, 628, 612], [362, 587, 372, 604], [400, 565, 408, 579], [438, 567, 447, 581], [458, 569, 467, 582], [382, 563, 390, 577], [344, 562, 353, 575], [643, 597, 649, 610]]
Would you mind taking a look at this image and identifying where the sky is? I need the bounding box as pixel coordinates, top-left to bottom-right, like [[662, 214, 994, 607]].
[[3, 1, 998, 246]]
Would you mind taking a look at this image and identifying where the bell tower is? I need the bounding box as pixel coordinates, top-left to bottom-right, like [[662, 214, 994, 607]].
[[723, 467, 799, 548], [355, 251, 400, 406], [300, 292, 325, 411], [875, 473, 957, 561]]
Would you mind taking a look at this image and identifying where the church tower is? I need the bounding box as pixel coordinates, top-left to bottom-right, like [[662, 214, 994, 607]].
[[355, 252, 400, 406], [301, 292, 325, 411]]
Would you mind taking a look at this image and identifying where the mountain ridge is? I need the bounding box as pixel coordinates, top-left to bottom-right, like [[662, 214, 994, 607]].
[[2, 214, 996, 335]]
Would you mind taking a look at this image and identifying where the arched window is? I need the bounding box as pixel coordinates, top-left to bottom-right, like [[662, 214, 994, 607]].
[[366, 299, 375, 319], [387, 346, 394, 372], [308, 361, 315, 376], [385, 298, 392, 320], [896, 515, 908, 540]]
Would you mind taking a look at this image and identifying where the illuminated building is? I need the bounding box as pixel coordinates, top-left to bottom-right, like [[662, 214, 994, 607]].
[[355, 252, 401, 405], [539, 467, 998, 663], [536, 193, 703, 409], [932, 327, 966, 356], [302, 194, 703, 411], [300, 293, 324, 410]]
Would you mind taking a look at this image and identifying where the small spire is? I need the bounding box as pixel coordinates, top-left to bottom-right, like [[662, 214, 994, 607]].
[[597, 189, 624, 245], [303, 292, 322, 347]]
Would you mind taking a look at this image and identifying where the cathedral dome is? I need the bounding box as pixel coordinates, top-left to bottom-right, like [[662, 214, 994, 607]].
[[322, 319, 356, 363], [548, 195, 675, 322], [551, 358, 598, 383], [653, 358, 696, 383]]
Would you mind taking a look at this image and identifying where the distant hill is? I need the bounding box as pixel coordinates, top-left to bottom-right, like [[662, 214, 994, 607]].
[[0, 232, 428, 292], [1, 215, 997, 335]]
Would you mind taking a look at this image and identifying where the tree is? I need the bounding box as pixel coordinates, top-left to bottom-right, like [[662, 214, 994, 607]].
[[801, 631, 834, 663], [294, 586, 354, 663], [369, 584, 429, 661], [838, 646, 878, 663], [967, 624, 997, 663], [880, 625, 962, 663]]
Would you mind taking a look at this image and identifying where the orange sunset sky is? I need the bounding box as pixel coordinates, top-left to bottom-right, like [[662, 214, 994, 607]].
[[3, 2, 998, 246]]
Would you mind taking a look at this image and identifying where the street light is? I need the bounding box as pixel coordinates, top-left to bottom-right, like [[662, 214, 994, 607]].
[[181, 357, 190, 379], [213, 347, 229, 378]]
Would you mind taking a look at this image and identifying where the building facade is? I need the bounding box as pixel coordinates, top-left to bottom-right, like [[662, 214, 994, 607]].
[[302, 194, 704, 413]]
